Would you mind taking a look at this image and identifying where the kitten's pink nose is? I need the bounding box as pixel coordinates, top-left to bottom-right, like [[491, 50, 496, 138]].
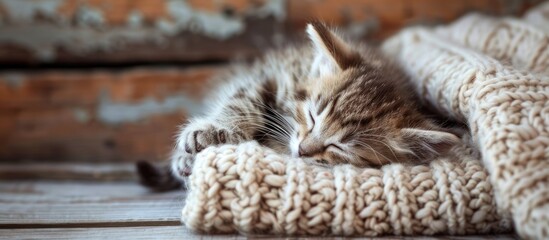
[[298, 141, 323, 157], [298, 145, 308, 157]]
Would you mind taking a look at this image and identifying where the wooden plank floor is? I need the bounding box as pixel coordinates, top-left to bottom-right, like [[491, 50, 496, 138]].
[[0, 163, 518, 239]]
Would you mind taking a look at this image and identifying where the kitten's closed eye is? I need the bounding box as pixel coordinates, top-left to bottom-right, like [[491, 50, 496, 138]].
[[316, 159, 329, 165], [326, 144, 344, 152], [307, 110, 315, 132]]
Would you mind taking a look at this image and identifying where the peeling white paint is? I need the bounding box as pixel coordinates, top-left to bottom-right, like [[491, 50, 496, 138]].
[[127, 10, 143, 29], [75, 5, 105, 27], [97, 92, 203, 125], [1, 72, 25, 88], [73, 108, 91, 123], [165, 0, 244, 40], [0, 0, 64, 22], [250, 0, 286, 21], [0, 0, 287, 61], [0, 23, 162, 61]]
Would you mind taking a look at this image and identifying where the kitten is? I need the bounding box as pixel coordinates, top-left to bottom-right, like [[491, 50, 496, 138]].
[[137, 22, 460, 190]]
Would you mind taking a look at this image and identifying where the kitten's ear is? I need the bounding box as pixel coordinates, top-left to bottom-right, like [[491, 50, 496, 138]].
[[400, 128, 461, 159], [307, 22, 361, 75]]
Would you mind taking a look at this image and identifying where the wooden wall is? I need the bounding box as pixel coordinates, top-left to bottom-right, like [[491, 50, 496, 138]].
[[0, 0, 544, 163]]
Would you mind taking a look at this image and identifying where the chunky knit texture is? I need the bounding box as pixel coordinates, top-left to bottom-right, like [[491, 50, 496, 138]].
[[183, 140, 511, 236], [182, 4, 549, 238], [382, 4, 549, 238]]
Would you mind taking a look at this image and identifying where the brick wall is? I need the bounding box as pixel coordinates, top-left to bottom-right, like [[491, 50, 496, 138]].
[[0, 0, 543, 163]]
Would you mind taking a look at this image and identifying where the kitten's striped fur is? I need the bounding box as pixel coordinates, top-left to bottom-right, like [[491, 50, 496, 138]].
[[138, 23, 460, 190]]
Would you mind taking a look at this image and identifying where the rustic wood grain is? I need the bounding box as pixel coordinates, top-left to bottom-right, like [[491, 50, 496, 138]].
[[0, 0, 540, 65], [0, 0, 287, 65], [0, 181, 184, 228], [287, 0, 540, 39], [0, 18, 285, 65], [0, 163, 136, 181], [0, 66, 222, 163], [0, 226, 191, 240], [0, 227, 519, 240], [0, 67, 218, 109], [0, 180, 164, 202], [0, 200, 182, 228]]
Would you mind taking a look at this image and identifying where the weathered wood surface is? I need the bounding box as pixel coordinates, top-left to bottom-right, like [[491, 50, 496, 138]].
[[0, 227, 519, 240], [0, 163, 136, 181], [0, 200, 182, 228], [0, 0, 287, 65], [0, 181, 184, 228], [0, 226, 192, 240], [0, 66, 222, 163], [0, 0, 541, 65], [0, 180, 157, 202]]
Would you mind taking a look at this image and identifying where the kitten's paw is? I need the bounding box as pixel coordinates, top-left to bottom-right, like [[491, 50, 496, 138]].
[[177, 121, 243, 155], [173, 121, 244, 177], [171, 150, 193, 178]]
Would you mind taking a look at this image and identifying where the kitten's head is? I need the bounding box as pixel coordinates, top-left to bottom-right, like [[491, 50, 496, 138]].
[[289, 22, 459, 167]]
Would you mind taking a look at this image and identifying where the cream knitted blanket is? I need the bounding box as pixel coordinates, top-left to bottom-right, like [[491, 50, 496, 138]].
[[182, 3, 549, 238]]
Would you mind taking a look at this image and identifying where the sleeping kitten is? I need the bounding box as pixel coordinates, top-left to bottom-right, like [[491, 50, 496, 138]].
[[137, 22, 460, 190]]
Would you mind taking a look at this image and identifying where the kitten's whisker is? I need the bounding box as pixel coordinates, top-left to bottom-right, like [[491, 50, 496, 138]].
[[224, 111, 293, 139], [360, 138, 399, 162], [249, 101, 295, 133], [222, 118, 291, 144], [353, 130, 400, 161], [223, 115, 292, 140], [352, 141, 393, 164]]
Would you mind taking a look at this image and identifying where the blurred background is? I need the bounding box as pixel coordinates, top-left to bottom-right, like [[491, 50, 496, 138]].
[[0, 0, 545, 167]]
